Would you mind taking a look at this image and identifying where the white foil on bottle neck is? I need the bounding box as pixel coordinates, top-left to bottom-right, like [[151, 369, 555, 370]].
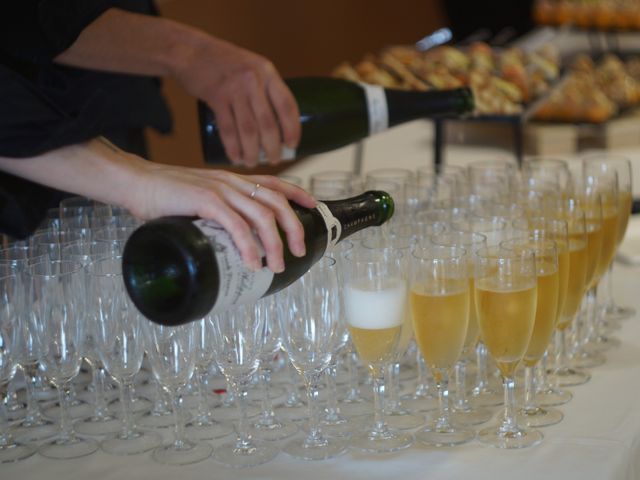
[[315, 201, 342, 253], [360, 83, 389, 135]]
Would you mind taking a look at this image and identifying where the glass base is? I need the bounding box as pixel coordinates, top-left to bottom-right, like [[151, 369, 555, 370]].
[[152, 440, 212, 466], [275, 403, 309, 422], [592, 335, 622, 351], [137, 410, 176, 429], [470, 389, 504, 408], [517, 406, 563, 428], [109, 397, 152, 415], [604, 304, 635, 321], [186, 419, 234, 440], [452, 406, 495, 426], [400, 394, 439, 412], [252, 417, 298, 441], [415, 423, 475, 447], [350, 428, 413, 453], [337, 399, 373, 418], [75, 414, 121, 435], [101, 429, 162, 455], [536, 387, 573, 407], [478, 424, 543, 449], [43, 401, 94, 422], [571, 350, 606, 369], [211, 404, 259, 422], [14, 420, 58, 443], [213, 439, 279, 467], [0, 442, 36, 463], [284, 434, 347, 460], [384, 411, 425, 430], [39, 434, 99, 459], [551, 368, 591, 387]]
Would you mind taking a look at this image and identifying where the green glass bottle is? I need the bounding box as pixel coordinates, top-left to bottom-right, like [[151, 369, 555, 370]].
[[199, 77, 474, 164], [122, 191, 394, 326]]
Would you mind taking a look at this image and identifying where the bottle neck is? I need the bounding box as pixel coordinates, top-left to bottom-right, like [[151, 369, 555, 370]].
[[322, 191, 394, 242], [385, 87, 474, 127]]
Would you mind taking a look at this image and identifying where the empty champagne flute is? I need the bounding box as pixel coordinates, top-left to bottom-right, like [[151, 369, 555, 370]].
[[29, 260, 99, 459], [90, 256, 161, 455], [143, 321, 212, 465], [0, 274, 36, 462], [280, 257, 347, 460], [210, 303, 278, 467]]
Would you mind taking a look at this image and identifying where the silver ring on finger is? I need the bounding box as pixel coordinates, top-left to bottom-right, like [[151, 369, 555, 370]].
[[250, 183, 262, 199]]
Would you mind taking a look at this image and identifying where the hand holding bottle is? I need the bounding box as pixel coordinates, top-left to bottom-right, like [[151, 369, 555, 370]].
[[171, 35, 301, 167]]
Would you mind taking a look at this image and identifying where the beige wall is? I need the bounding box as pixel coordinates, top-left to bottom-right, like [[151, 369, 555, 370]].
[[147, 0, 447, 173]]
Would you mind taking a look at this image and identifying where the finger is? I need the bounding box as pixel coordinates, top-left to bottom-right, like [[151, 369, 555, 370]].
[[266, 76, 301, 150], [209, 101, 242, 165], [250, 175, 317, 209], [194, 190, 263, 271], [217, 184, 286, 273], [245, 75, 282, 166], [241, 181, 306, 258], [230, 94, 260, 167]]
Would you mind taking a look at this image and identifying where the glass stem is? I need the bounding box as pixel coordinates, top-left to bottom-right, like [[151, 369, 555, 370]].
[[303, 372, 326, 447], [386, 362, 401, 411], [344, 350, 362, 402], [554, 328, 569, 373], [0, 389, 12, 446], [23, 364, 42, 425], [434, 369, 452, 431], [454, 359, 468, 410], [523, 366, 537, 413], [58, 382, 75, 441], [119, 380, 135, 437], [259, 367, 276, 425], [372, 366, 388, 434], [474, 342, 489, 394], [195, 366, 211, 423], [171, 390, 187, 449], [414, 350, 430, 396], [93, 365, 109, 418], [233, 378, 253, 450], [324, 364, 341, 420], [501, 375, 518, 433], [604, 263, 615, 311], [536, 351, 549, 392]]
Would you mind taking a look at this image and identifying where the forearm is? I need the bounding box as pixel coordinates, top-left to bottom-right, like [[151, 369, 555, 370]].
[[53, 7, 207, 78], [0, 137, 143, 210]]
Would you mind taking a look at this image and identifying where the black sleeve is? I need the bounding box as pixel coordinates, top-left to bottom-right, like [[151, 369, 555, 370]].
[[0, 1, 116, 64]]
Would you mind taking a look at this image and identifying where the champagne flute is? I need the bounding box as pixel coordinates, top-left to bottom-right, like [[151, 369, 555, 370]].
[[143, 321, 212, 465], [551, 200, 591, 387], [583, 154, 634, 322], [474, 246, 541, 448], [0, 274, 36, 462], [410, 243, 475, 446], [344, 246, 413, 453], [210, 303, 279, 467], [29, 260, 99, 459], [279, 257, 347, 460], [90, 256, 162, 455], [501, 237, 563, 428], [430, 230, 494, 426]]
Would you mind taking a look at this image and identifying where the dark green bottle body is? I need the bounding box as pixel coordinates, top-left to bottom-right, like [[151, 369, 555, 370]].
[[122, 191, 394, 326], [199, 77, 474, 164]]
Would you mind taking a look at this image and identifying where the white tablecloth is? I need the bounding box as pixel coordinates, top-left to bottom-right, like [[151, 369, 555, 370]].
[[5, 122, 640, 480]]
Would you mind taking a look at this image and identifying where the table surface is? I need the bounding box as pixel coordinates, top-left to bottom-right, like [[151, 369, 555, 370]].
[[6, 121, 640, 480]]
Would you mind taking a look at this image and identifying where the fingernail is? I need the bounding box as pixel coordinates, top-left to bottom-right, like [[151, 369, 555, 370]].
[[293, 243, 306, 257], [273, 260, 285, 273], [250, 259, 262, 271]]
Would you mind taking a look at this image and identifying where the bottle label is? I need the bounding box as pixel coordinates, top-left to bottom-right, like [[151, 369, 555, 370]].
[[192, 219, 274, 314], [258, 145, 296, 164], [360, 83, 389, 135], [315, 202, 342, 252]]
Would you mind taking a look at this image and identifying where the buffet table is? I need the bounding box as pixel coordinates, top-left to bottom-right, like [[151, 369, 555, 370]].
[[5, 121, 640, 480]]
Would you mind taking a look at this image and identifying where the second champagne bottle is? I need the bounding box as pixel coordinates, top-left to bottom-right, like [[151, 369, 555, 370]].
[[199, 77, 475, 164]]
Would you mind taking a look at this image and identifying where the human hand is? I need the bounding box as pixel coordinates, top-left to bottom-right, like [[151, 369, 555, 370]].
[[171, 35, 300, 167], [127, 160, 315, 273]]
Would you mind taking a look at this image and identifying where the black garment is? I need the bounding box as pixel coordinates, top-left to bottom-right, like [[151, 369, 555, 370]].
[[0, 0, 172, 239]]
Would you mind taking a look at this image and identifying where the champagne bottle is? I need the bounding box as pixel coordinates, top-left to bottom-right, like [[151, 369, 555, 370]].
[[122, 190, 394, 326], [199, 77, 474, 164]]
